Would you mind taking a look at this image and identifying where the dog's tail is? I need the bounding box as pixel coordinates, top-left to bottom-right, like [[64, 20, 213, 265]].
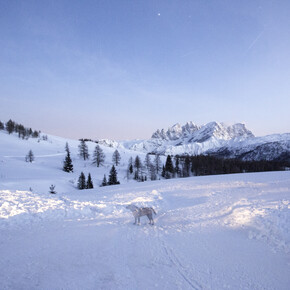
[[151, 207, 157, 215]]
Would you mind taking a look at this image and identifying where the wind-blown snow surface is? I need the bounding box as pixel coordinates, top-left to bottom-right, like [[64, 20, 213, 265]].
[[0, 131, 290, 289], [1, 173, 290, 289]]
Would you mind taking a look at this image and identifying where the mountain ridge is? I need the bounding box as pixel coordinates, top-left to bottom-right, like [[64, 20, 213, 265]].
[[97, 121, 290, 162]]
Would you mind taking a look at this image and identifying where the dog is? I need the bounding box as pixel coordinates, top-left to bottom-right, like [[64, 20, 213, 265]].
[[126, 204, 156, 225]]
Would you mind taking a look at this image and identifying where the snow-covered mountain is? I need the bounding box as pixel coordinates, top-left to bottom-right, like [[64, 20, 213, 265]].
[[99, 121, 290, 162], [1, 127, 290, 289], [1, 124, 290, 289]]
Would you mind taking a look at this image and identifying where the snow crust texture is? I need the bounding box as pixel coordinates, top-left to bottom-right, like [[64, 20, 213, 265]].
[[1, 172, 290, 289]]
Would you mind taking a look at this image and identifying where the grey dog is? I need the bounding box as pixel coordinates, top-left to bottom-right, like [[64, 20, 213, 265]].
[[126, 204, 157, 225]]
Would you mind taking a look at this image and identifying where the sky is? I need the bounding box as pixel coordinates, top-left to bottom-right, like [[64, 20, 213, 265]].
[[0, 0, 290, 140]]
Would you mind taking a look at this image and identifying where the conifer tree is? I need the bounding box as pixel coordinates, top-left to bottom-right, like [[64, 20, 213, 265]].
[[126, 157, 134, 180], [161, 165, 166, 178], [63, 144, 73, 172], [134, 155, 143, 180], [144, 153, 151, 171], [134, 155, 142, 170], [78, 139, 89, 160], [129, 163, 133, 174], [92, 145, 105, 167], [86, 173, 94, 189], [182, 156, 191, 177], [128, 157, 133, 174], [78, 172, 86, 189], [32, 130, 39, 138], [49, 184, 56, 194], [6, 119, 15, 134], [108, 165, 120, 185], [112, 149, 121, 166], [165, 155, 174, 175], [25, 150, 34, 162], [154, 154, 162, 174], [0, 121, 4, 130], [150, 164, 157, 180], [101, 174, 107, 187], [175, 156, 181, 177], [65, 142, 70, 154]]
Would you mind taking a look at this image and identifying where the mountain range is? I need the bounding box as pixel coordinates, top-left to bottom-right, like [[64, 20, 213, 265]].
[[98, 121, 290, 162]]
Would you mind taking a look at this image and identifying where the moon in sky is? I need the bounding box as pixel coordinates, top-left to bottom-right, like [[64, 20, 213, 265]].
[[157, 13, 161, 16]]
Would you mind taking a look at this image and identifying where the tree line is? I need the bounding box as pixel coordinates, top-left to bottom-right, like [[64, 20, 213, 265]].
[[21, 138, 289, 193], [0, 119, 40, 139], [160, 154, 287, 179]]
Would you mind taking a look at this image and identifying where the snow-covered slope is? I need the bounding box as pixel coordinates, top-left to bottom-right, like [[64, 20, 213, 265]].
[[1, 129, 290, 289], [1, 171, 290, 289], [0, 130, 149, 193], [207, 133, 290, 162], [98, 121, 290, 161]]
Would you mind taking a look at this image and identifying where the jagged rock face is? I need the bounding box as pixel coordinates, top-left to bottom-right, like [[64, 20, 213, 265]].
[[151, 121, 254, 143], [96, 121, 290, 162], [151, 122, 200, 140]]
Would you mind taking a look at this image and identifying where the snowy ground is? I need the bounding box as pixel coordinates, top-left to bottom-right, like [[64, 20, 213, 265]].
[[0, 131, 290, 289]]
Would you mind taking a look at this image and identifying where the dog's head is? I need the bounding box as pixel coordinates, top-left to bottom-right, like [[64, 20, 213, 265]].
[[126, 204, 138, 211]]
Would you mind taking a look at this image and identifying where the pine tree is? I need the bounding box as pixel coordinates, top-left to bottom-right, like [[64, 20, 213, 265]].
[[134, 170, 139, 180], [144, 153, 151, 171], [25, 150, 34, 162], [63, 144, 73, 172], [78, 172, 86, 189], [134, 155, 143, 181], [134, 155, 142, 170], [78, 139, 89, 160], [128, 156, 134, 174], [92, 145, 105, 167], [86, 173, 94, 189], [165, 155, 174, 176], [49, 184, 56, 194], [154, 154, 162, 174], [175, 155, 181, 177], [150, 164, 157, 180], [65, 142, 70, 154], [101, 174, 107, 187], [112, 149, 121, 166], [32, 130, 39, 138], [0, 121, 4, 130], [182, 156, 191, 177], [6, 119, 15, 134], [129, 164, 133, 174], [126, 157, 134, 180], [161, 165, 166, 178], [108, 165, 120, 185]]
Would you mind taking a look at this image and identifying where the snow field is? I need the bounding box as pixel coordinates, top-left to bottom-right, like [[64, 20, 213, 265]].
[[1, 172, 290, 289], [1, 131, 290, 289]]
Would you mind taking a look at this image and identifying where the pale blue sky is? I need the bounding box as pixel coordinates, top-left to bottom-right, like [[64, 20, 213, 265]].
[[1, 0, 290, 140]]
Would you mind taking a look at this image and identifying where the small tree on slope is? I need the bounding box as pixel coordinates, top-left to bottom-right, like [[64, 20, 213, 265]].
[[78, 140, 89, 160], [108, 165, 120, 185], [101, 174, 107, 187], [86, 173, 94, 189], [25, 150, 34, 163], [63, 146, 73, 172], [92, 145, 105, 167], [112, 149, 121, 166], [78, 172, 86, 189]]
